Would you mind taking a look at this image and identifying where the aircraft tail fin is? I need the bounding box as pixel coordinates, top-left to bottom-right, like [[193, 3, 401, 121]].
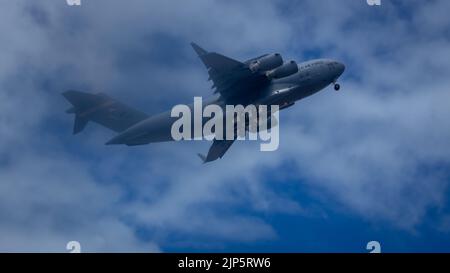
[[62, 90, 148, 134]]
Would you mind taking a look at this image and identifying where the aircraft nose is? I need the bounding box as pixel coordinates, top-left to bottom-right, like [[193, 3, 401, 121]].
[[336, 62, 345, 76]]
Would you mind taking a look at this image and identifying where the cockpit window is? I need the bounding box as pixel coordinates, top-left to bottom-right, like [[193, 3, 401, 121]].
[[327, 62, 338, 71]]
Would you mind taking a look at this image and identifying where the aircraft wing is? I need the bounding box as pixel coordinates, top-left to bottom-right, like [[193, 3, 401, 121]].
[[191, 42, 267, 103], [63, 90, 148, 134], [198, 139, 236, 163]]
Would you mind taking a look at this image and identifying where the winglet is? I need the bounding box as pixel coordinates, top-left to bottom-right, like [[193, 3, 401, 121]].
[[191, 42, 208, 56], [197, 153, 207, 163], [73, 115, 89, 135]]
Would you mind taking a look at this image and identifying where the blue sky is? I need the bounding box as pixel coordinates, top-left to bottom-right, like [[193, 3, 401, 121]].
[[1, 0, 450, 252]]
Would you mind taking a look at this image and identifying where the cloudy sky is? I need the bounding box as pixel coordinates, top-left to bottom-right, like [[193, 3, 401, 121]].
[[1, 0, 450, 252]]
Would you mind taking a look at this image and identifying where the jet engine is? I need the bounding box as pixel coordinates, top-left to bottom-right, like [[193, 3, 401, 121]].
[[249, 53, 283, 72], [266, 60, 298, 79]]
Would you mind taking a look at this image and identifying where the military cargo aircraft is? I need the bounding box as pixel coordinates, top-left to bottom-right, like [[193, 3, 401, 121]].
[[63, 43, 345, 162]]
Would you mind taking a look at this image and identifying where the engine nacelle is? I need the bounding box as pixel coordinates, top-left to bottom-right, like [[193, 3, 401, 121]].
[[249, 53, 283, 72], [266, 60, 298, 79]]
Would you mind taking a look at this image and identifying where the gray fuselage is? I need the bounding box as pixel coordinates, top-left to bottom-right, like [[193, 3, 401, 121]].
[[106, 58, 345, 145]]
